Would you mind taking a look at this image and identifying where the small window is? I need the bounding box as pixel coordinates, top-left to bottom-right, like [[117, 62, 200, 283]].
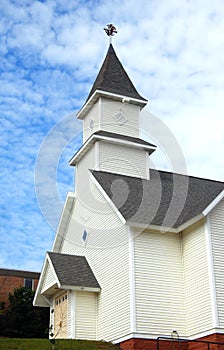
[[24, 278, 33, 290], [82, 230, 88, 242]]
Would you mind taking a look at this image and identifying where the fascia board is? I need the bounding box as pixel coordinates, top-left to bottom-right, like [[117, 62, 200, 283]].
[[77, 90, 147, 119], [95, 135, 156, 152], [39, 253, 61, 295], [34, 253, 56, 306], [69, 134, 156, 166], [115, 190, 224, 234], [177, 214, 204, 232], [52, 192, 76, 252], [60, 285, 101, 293], [174, 190, 224, 232], [202, 189, 224, 216], [69, 136, 95, 166], [33, 254, 49, 306], [46, 253, 61, 289], [90, 171, 126, 225], [126, 221, 178, 233]]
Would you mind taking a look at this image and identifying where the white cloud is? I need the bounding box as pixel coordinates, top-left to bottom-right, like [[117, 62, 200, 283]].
[[0, 0, 224, 270]]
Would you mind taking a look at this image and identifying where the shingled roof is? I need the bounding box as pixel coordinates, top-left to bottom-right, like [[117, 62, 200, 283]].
[[94, 130, 156, 148], [86, 44, 147, 103], [91, 169, 224, 229], [70, 130, 156, 166], [48, 252, 100, 289]]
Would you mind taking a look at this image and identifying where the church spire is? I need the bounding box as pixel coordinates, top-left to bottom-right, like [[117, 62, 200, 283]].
[[85, 41, 147, 104]]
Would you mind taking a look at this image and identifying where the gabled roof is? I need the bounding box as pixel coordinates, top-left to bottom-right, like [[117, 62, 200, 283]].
[[91, 169, 224, 230], [86, 44, 147, 103], [69, 130, 156, 166], [48, 252, 100, 290]]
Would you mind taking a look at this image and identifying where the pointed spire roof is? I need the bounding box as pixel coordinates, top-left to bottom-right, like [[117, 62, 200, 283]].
[[86, 44, 147, 103]]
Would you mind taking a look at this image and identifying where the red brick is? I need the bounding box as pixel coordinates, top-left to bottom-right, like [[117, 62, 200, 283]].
[[0, 273, 39, 312], [119, 334, 224, 350]]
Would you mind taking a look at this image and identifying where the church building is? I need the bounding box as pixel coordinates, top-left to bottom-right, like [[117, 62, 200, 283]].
[[34, 30, 224, 349]]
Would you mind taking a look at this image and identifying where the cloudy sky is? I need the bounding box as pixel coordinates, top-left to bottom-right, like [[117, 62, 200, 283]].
[[1, 0, 224, 271]]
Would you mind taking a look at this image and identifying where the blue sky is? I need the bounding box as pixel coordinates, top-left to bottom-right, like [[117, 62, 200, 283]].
[[1, 0, 224, 271]]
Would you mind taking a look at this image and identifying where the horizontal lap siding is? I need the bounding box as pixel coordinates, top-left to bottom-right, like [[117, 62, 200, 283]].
[[99, 142, 147, 178], [75, 291, 97, 340], [83, 101, 99, 142], [61, 182, 131, 341], [62, 240, 130, 341], [182, 221, 212, 335], [101, 98, 139, 138], [209, 200, 224, 328], [41, 263, 56, 293], [134, 230, 186, 336]]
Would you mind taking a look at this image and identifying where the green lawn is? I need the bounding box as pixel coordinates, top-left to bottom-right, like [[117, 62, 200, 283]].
[[0, 338, 120, 350]]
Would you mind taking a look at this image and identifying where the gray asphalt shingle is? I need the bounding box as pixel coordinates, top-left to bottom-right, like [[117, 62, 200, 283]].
[[48, 252, 100, 289], [86, 44, 147, 103], [91, 169, 224, 229]]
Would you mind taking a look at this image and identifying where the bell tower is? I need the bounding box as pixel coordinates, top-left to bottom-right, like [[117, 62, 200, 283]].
[[70, 26, 156, 181]]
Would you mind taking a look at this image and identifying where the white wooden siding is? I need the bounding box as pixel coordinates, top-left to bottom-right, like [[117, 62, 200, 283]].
[[61, 189, 131, 341], [73, 148, 128, 249], [99, 142, 147, 178], [182, 220, 213, 335], [75, 291, 97, 340], [134, 229, 186, 336], [101, 97, 140, 138], [62, 108, 131, 342], [83, 101, 100, 141], [41, 262, 56, 293], [209, 199, 224, 328], [75, 146, 95, 208]]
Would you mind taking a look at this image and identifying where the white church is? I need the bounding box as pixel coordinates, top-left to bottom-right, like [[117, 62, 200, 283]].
[[34, 33, 224, 349]]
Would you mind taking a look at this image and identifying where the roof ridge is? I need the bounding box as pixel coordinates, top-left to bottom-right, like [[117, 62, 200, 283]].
[[151, 168, 224, 184]]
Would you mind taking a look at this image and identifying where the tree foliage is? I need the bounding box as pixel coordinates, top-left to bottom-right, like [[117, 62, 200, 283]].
[[0, 287, 49, 338]]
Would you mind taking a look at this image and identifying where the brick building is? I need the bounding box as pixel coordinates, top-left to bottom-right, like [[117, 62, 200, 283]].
[[0, 268, 40, 312]]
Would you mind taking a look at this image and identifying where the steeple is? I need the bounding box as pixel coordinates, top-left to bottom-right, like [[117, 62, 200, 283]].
[[86, 44, 147, 103], [76, 32, 149, 144]]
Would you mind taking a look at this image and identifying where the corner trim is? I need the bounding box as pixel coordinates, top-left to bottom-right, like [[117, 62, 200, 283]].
[[205, 215, 219, 328], [129, 228, 136, 333]]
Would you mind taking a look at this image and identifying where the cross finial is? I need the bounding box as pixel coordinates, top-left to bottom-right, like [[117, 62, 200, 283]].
[[104, 24, 117, 44]]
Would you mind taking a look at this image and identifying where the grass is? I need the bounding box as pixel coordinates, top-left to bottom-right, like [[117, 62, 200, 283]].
[[0, 338, 120, 350]]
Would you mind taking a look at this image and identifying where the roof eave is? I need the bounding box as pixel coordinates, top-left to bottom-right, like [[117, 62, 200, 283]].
[[52, 192, 76, 252], [60, 285, 101, 293], [202, 189, 224, 216], [126, 213, 206, 233], [76, 90, 148, 120], [69, 134, 156, 166], [126, 221, 179, 233]]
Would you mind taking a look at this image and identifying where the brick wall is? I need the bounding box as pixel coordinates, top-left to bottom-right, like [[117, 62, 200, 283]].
[[119, 334, 224, 350], [0, 270, 40, 312]]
